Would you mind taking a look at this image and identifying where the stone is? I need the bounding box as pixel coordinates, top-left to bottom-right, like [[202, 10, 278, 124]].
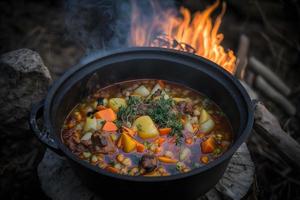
[[38, 143, 254, 200], [0, 48, 52, 135]]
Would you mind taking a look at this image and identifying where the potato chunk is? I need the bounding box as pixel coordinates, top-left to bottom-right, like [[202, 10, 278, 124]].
[[122, 133, 137, 153], [199, 109, 215, 133], [133, 85, 150, 97], [133, 116, 159, 139], [108, 98, 127, 112]]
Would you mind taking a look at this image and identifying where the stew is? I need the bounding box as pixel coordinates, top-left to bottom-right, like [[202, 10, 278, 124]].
[[61, 79, 233, 176]]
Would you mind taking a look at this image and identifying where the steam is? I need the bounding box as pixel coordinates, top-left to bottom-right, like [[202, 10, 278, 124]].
[[64, 0, 177, 55]]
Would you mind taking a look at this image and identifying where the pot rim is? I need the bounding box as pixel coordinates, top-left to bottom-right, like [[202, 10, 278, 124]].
[[44, 47, 254, 182]]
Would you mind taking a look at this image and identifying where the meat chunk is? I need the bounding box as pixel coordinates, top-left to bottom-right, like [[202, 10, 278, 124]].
[[92, 133, 108, 147], [139, 154, 158, 172], [91, 132, 116, 154], [177, 101, 193, 114]]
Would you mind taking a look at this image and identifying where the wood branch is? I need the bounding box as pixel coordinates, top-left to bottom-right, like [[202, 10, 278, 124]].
[[235, 34, 250, 79], [249, 57, 291, 96], [254, 75, 296, 115], [239, 80, 258, 100], [253, 101, 300, 168]]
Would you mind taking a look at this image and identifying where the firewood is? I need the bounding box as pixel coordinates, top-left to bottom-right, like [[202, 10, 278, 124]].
[[254, 75, 296, 115], [253, 101, 300, 167], [242, 82, 300, 167], [235, 34, 250, 79], [249, 57, 291, 96]]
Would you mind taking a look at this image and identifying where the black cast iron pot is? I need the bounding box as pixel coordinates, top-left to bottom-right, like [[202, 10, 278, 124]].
[[30, 47, 253, 200]]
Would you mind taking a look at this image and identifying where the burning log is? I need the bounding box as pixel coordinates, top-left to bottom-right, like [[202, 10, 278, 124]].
[[249, 57, 291, 96], [254, 75, 296, 116]]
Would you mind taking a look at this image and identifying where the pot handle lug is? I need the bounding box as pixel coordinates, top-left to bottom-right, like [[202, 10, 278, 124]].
[[30, 100, 63, 156]]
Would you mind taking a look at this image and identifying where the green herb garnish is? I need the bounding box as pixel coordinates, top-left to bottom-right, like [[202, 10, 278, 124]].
[[146, 97, 184, 144]]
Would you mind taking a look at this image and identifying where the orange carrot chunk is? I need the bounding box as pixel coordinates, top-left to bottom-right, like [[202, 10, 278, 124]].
[[155, 137, 166, 146], [122, 126, 136, 136], [102, 121, 118, 132], [159, 128, 172, 136], [201, 137, 216, 153], [95, 108, 116, 121], [158, 80, 165, 88], [158, 156, 177, 163], [185, 137, 193, 145], [116, 135, 123, 148], [136, 142, 145, 152], [105, 166, 119, 173]]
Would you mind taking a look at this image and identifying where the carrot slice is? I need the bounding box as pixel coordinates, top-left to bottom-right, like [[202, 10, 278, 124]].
[[155, 137, 166, 146], [201, 137, 216, 153], [159, 128, 172, 136], [102, 121, 118, 132], [95, 108, 116, 121], [116, 135, 123, 148], [157, 80, 165, 88], [136, 142, 145, 152], [158, 156, 177, 163], [185, 137, 193, 145], [105, 166, 119, 173], [122, 126, 136, 136]]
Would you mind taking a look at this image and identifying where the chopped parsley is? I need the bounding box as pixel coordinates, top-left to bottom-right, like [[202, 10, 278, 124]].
[[117, 95, 184, 145]]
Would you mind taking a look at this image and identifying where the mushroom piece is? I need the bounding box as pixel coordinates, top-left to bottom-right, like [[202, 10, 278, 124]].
[[139, 154, 158, 173]]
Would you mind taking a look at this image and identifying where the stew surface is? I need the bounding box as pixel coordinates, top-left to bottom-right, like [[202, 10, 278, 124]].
[[62, 79, 233, 176]]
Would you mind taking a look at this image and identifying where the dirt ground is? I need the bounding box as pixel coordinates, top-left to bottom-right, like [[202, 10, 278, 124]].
[[0, 0, 299, 199]]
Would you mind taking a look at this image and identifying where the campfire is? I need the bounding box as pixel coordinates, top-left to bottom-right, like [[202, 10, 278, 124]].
[[129, 0, 236, 74]]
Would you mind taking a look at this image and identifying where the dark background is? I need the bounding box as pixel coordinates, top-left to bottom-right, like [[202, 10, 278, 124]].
[[0, 0, 299, 199]]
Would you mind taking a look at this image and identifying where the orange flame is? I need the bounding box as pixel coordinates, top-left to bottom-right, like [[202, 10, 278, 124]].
[[129, 0, 236, 74]]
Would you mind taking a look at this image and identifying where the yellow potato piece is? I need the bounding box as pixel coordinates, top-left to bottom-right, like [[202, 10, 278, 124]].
[[199, 109, 210, 124], [133, 85, 150, 97], [133, 116, 159, 139], [108, 98, 127, 112], [122, 133, 137, 153], [200, 118, 215, 133]]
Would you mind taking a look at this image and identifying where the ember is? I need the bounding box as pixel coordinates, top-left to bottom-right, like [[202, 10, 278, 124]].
[[130, 0, 236, 73]]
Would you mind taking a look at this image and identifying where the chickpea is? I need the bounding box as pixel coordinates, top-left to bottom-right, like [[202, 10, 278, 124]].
[[149, 143, 157, 152], [114, 163, 122, 170], [120, 167, 128, 174], [164, 151, 174, 158], [193, 109, 201, 116], [122, 158, 132, 167], [74, 111, 82, 122], [183, 168, 191, 173], [129, 167, 139, 176], [116, 154, 125, 163], [200, 156, 209, 164], [98, 162, 107, 168], [158, 167, 167, 173], [96, 155, 104, 161]]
